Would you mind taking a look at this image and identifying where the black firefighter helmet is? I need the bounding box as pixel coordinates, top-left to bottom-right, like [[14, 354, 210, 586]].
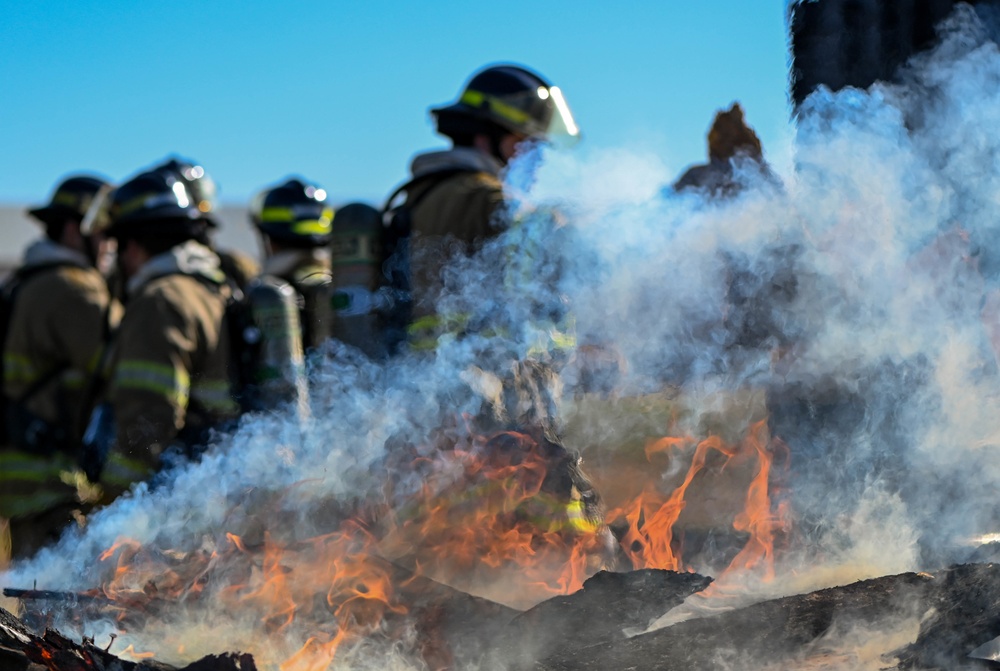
[[432, 64, 581, 146], [104, 167, 212, 241], [151, 156, 219, 223], [250, 177, 334, 248], [28, 175, 111, 227]]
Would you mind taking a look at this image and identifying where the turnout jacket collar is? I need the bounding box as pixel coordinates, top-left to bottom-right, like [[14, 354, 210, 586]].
[[127, 240, 225, 296], [410, 147, 503, 180], [21, 238, 91, 270]]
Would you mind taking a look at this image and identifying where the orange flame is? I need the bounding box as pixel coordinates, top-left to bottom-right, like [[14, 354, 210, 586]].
[[378, 430, 613, 606], [83, 419, 788, 668], [609, 419, 789, 581]]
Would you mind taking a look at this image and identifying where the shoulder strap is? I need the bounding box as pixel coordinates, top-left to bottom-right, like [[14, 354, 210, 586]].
[[382, 167, 474, 217], [381, 167, 476, 262]]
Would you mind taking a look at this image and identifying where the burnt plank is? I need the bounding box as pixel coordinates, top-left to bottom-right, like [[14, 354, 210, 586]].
[[895, 563, 1000, 669], [492, 569, 713, 669], [536, 571, 935, 670], [377, 558, 522, 668]]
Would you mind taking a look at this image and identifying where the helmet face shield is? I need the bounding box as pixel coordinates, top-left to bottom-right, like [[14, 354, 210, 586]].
[[544, 86, 581, 147], [439, 65, 582, 147], [79, 183, 115, 236], [154, 157, 218, 215]]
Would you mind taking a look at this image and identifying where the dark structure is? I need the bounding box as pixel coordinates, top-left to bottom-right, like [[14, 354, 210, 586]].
[[789, 0, 981, 106]]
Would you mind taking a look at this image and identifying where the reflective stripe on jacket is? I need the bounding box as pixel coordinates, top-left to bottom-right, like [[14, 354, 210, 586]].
[[0, 241, 118, 520], [105, 241, 238, 493], [4, 246, 118, 438]]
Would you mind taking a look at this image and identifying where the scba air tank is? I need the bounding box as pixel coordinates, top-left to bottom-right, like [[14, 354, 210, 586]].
[[329, 202, 385, 359], [245, 276, 309, 418]]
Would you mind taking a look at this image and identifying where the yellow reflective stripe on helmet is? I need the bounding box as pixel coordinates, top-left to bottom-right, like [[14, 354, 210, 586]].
[[115, 360, 190, 407], [52, 191, 82, 208], [260, 206, 296, 223], [116, 192, 158, 217], [290, 219, 332, 236], [462, 89, 532, 127]]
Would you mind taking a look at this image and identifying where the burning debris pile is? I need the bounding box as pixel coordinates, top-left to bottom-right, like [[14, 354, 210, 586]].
[[8, 562, 1000, 670], [9, 3, 1000, 670]]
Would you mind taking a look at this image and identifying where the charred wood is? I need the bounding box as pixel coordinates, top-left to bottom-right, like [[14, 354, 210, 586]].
[[536, 564, 1000, 670], [0, 605, 256, 671], [894, 563, 1000, 669], [377, 557, 522, 669], [535, 571, 939, 670], [491, 569, 712, 670]]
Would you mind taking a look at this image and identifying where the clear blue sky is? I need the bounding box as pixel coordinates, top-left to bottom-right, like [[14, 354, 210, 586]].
[[1, 1, 793, 206]]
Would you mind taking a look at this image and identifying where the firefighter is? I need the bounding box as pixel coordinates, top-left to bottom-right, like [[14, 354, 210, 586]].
[[96, 165, 239, 497], [383, 63, 581, 353], [250, 177, 334, 351], [0, 174, 120, 560], [673, 102, 779, 199]]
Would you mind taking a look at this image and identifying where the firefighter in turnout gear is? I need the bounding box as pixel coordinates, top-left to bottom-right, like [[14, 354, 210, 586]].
[[251, 177, 334, 351], [96, 166, 239, 498], [0, 174, 120, 560], [383, 63, 581, 353]]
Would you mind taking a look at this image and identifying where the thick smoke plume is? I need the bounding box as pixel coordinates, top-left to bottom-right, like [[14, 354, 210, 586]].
[[6, 5, 1000, 668]]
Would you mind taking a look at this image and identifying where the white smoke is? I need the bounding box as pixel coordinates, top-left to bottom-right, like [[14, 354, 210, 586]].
[[7, 4, 1000, 668]]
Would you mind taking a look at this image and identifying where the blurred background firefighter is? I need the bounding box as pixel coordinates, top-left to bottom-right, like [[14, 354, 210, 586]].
[[250, 177, 334, 352], [381, 63, 581, 354], [672, 102, 780, 199], [94, 164, 240, 498], [0, 174, 120, 562]]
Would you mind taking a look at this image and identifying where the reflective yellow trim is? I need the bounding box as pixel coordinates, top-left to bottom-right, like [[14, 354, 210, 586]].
[[290, 219, 332, 236], [3, 353, 39, 385], [116, 192, 156, 217], [101, 453, 154, 487], [566, 500, 599, 533], [0, 451, 75, 483], [406, 312, 476, 350], [191, 380, 238, 413], [260, 206, 295, 223], [62, 370, 85, 389], [115, 360, 190, 407], [52, 191, 83, 208], [461, 89, 531, 126], [0, 490, 77, 519]]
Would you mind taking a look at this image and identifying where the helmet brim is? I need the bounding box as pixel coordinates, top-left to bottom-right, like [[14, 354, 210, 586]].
[[26, 204, 80, 226]]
